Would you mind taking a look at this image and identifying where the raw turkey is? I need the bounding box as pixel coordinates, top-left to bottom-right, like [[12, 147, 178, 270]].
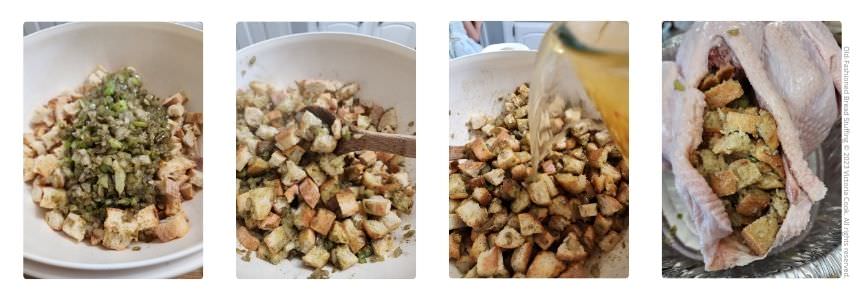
[[662, 22, 840, 271]]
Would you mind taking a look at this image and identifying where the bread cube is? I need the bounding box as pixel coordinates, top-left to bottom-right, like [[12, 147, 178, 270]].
[[61, 212, 86, 242]]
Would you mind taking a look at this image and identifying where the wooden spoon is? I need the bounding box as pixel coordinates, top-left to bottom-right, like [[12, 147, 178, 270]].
[[449, 146, 466, 161], [303, 106, 416, 158]]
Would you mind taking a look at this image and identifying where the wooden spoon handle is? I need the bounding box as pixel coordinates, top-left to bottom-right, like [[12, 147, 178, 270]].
[[449, 146, 466, 161], [336, 130, 416, 158]]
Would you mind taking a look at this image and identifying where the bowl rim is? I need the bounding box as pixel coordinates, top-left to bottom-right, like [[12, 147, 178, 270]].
[[22, 21, 204, 271], [236, 31, 415, 58], [24, 21, 202, 43], [449, 48, 536, 65]]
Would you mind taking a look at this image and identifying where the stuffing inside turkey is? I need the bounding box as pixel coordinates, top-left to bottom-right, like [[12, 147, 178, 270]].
[[662, 21, 840, 271]]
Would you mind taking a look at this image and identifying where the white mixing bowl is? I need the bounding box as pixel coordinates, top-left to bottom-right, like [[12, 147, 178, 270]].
[[236, 32, 416, 278], [23, 22, 203, 274], [448, 50, 628, 278]]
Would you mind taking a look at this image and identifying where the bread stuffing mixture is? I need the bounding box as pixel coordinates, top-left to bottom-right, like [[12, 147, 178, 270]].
[[689, 57, 788, 256], [449, 83, 628, 278], [236, 79, 415, 273], [24, 66, 203, 250]]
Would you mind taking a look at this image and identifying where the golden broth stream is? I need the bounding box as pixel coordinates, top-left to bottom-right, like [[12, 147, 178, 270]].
[[528, 21, 629, 168]]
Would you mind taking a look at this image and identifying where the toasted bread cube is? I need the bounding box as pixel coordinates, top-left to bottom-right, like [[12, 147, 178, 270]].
[[730, 159, 761, 189], [698, 149, 727, 174], [556, 232, 587, 262], [458, 160, 485, 177], [711, 131, 752, 155], [561, 155, 585, 174], [475, 247, 505, 277], [299, 178, 320, 208], [38, 187, 67, 209], [517, 213, 543, 236], [495, 149, 520, 170], [263, 226, 290, 253], [45, 209, 65, 230], [526, 251, 565, 278], [293, 204, 316, 229], [449, 174, 469, 199], [599, 231, 623, 252], [709, 170, 738, 197], [362, 195, 391, 216], [268, 151, 287, 167], [469, 233, 488, 260], [704, 79, 744, 109], [510, 189, 531, 213], [534, 230, 556, 250], [380, 210, 402, 232], [594, 214, 613, 235], [274, 127, 300, 150], [102, 209, 139, 250], [357, 151, 377, 166], [255, 124, 278, 140], [528, 181, 551, 206], [135, 204, 159, 230], [449, 232, 462, 259], [281, 160, 307, 186], [362, 172, 383, 189], [538, 173, 559, 197], [363, 219, 390, 240], [335, 189, 360, 217], [297, 228, 316, 253], [752, 143, 784, 177], [311, 132, 337, 153], [245, 157, 269, 176], [456, 200, 488, 229], [372, 235, 395, 257], [737, 188, 771, 217], [510, 239, 534, 273], [771, 191, 789, 219], [471, 187, 492, 206], [510, 164, 530, 181], [33, 154, 59, 178], [278, 185, 298, 209], [704, 108, 723, 133], [305, 164, 326, 185], [310, 208, 337, 235], [245, 187, 273, 221], [328, 221, 349, 244], [154, 214, 190, 242], [343, 220, 367, 253], [722, 111, 759, 135], [331, 245, 359, 270], [244, 106, 264, 127], [302, 246, 331, 269], [378, 108, 398, 131], [549, 196, 574, 220], [494, 226, 525, 249], [555, 173, 588, 195], [237, 226, 260, 251], [61, 212, 86, 242], [598, 194, 624, 216], [757, 110, 779, 150], [449, 213, 466, 230], [579, 203, 598, 217], [483, 168, 505, 186], [24, 157, 35, 182], [470, 138, 494, 161], [742, 213, 779, 256], [179, 182, 196, 200], [257, 213, 281, 231]]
